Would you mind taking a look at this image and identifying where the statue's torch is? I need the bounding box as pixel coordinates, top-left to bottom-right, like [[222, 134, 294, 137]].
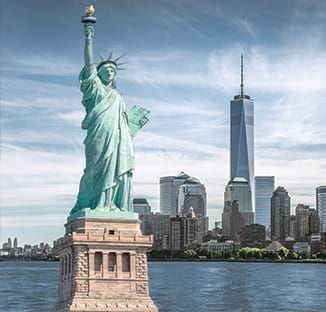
[[81, 5, 97, 24]]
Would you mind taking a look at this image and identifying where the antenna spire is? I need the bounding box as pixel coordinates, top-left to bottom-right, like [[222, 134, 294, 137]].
[[240, 53, 244, 97]]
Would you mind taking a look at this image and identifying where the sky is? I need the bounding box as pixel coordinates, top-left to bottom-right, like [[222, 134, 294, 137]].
[[1, 0, 326, 246]]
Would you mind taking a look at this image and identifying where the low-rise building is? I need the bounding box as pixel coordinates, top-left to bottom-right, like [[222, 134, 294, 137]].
[[310, 234, 325, 254], [293, 242, 311, 255], [201, 240, 240, 254]]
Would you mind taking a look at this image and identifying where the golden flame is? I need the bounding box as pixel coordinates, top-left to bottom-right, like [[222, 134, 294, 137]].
[[85, 5, 95, 15]]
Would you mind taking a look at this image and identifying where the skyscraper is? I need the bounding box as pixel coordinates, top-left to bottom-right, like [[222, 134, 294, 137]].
[[160, 171, 190, 217], [133, 198, 151, 215], [222, 200, 245, 242], [139, 213, 170, 250], [316, 185, 326, 234], [271, 186, 291, 241], [170, 210, 207, 251], [177, 177, 207, 216], [230, 54, 254, 211], [295, 204, 310, 242], [224, 177, 254, 225], [295, 204, 320, 241], [255, 176, 275, 228]]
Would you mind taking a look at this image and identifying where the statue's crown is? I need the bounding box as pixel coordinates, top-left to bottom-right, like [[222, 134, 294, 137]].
[[97, 52, 126, 71]]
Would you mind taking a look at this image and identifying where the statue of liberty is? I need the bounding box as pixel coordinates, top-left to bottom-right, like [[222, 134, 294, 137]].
[[69, 6, 149, 221]]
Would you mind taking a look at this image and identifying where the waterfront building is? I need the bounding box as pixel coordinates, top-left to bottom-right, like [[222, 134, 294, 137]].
[[177, 177, 207, 216], [255, 176, 275, 228], [139, 213, 170, 250], [1, 242, 10, 250], [160, 171, 190, 217], [212, 221, 222, 236], [264, 240, 285, 253], [240, 223, 266, 244], [224, 177, 254, 225], [230, 55, 254, 211], [271, 186, 291, 241], [295, 204, 310, 241], [310, 234, 325, 254], [215, 221, 222, 228], [222, 200, 245, 242], [316, 185, 326, 234], [133, 198, 152, 215], [13, 237, 18, 249], [293, 242, 311, 255], [170, 210, 208, 251], [295, 204, 320, 241], [290, 215, 296, 240], [201, 240, 240, 254], [309, 209, 320, 234]]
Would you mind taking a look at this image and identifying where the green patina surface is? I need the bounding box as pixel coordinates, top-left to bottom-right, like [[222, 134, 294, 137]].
[[68, 11, 149, 222], [68, 208, 139, 223]]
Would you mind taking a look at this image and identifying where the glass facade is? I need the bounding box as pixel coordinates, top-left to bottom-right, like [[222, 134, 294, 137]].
[[224, 177, 254, 225], [177, 178, 207, 217], [230, 96, 254, 212], [316, 186, 326, 233], [255, 176, 275, 228], [160, 172, 190, 217], [133, 198, 151, 215]]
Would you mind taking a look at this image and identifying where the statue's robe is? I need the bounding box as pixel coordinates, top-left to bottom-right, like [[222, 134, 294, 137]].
[[71, 68, 134, 213]]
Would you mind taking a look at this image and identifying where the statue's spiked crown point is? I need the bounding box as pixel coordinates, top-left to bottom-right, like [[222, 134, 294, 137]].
[[97, 52, 127, 71]]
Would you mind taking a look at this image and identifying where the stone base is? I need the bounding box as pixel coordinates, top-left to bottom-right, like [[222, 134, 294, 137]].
[[52, 218, 158, 312], [53, 298, 157, 312]]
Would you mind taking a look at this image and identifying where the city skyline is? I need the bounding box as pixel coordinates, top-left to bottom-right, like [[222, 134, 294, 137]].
[[2, 1, 326, 245]]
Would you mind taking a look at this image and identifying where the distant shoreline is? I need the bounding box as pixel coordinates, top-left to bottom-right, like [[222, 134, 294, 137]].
[[148, 258, 326, 264], [1, 258, 325, 264]]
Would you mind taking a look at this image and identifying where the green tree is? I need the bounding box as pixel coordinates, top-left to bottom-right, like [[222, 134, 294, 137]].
[[278, 247, 289, 259], [316, 250, 326, 260], [286, 251, 298, 260], [181, 249, 197, 259]]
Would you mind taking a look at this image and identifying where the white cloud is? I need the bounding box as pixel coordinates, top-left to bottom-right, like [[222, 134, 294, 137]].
[[231, 18, 257, 37], [56, 110, 84, 126], [3, 53, 81, 77]]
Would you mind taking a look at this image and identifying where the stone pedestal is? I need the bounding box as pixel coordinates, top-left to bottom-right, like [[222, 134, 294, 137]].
[[52, 218, 158, 312]]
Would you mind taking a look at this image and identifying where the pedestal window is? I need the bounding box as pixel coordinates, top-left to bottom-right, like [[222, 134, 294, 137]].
[[64, 255, 68, 275], [68, 254, 71, 274], [108, 252, 117, 272], [94, 252, 103, 272], [122, 253, 130, 272]]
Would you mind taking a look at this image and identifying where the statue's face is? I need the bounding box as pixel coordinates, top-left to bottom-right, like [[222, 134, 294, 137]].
[[98, 64, 117, 85]]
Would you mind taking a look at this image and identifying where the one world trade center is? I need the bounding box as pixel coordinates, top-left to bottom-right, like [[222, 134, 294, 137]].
[[229, 54, 254, 218]]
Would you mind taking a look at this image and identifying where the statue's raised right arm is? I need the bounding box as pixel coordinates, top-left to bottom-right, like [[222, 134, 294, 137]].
[[84, 23, 96, 78]]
